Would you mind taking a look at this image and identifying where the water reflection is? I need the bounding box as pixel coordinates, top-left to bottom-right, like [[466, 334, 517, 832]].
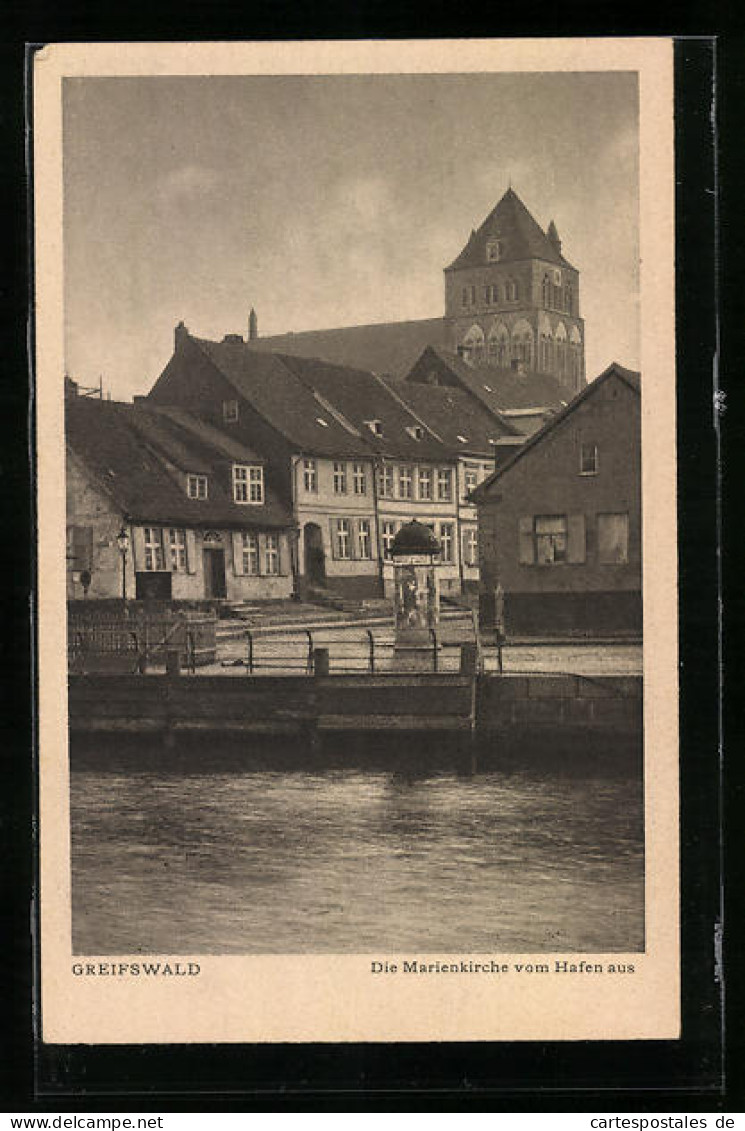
[[71, 748, 644, 955]]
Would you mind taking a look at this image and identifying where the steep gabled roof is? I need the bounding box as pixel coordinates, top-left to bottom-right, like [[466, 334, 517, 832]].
[[190, 336, 372, 458], [248, 316, 448, 378], [471, 362, 641, 499], [276, 353, 453, 461], [65, 396, 292, 529], [382, 376, 520, 458], [148, 405, 267, 464], [409, 344, 569, 416], [446, 188, 574, 272]]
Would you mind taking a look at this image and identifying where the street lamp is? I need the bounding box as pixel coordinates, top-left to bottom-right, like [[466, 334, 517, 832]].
[[116, 525, 130, 603]]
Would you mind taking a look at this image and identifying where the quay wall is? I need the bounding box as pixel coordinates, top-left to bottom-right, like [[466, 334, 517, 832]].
[[68, 672, 642, 742]]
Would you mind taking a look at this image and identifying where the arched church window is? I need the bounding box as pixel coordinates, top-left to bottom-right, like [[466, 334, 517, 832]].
[[566, 281, 574, 314], [542, 274, 551, 307], [463, 324, 485, 364], [491, 284, 500, 304]]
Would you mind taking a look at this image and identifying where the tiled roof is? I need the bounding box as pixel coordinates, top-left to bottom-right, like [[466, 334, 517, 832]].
[[65, 396, 292, 529], [471, 362, 641, 496], [191, 336, 372, 458], [248, 316, 449, 378], [446, 188, 574, 272], [382, 376, 521, 458], [409, 345, 569, 415], [276, 353, 453, 461], [148, 405, 265, 464]]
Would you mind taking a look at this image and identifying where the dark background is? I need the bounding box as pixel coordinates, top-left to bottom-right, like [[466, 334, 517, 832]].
[[1, 11, 740, 1111]]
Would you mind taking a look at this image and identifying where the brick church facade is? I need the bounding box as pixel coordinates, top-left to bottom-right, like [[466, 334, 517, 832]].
[[444, 188, 584, 395]]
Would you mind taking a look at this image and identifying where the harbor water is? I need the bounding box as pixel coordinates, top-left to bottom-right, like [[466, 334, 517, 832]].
[[70, 737, 644, 955]]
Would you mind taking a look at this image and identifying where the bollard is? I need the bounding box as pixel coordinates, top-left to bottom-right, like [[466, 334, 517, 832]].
[[165, 648, 181, 677], [313, 647, 330, 677], [460, 641, 478, 675]]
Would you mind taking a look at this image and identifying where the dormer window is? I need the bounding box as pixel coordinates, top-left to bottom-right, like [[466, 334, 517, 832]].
[[486, 239, 502, 262], [406, 424, 425, 441], [365, 419, 383, 437], [187, 474, 208, 500], [233, 463, 264, 504], [457, 434, 468, 444], [316, 417, 329, 428], [223, 400, 239, 424]]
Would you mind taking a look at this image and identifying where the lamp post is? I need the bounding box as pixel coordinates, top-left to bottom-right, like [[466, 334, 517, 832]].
[[116, 525, 130, 603]]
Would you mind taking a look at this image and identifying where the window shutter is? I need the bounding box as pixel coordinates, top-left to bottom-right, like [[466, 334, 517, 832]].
[[518, 516, 534, 565], [231, 531, 244, 575], [131, 526, 147, 572], [185, 530, 197, 574], [567, 514, 586, 563]]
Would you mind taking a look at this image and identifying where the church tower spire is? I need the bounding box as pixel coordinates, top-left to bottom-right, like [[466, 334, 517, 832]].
[[442, 188, 584, 393]]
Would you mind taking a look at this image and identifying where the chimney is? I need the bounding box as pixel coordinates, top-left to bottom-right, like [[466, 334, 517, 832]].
[[248, 308, 258, 341], [175, 321, 189, 350], [547, 220, 562, 256]]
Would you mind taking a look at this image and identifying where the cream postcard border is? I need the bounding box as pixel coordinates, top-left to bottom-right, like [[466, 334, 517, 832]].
[[35, 37, 678, 1044]]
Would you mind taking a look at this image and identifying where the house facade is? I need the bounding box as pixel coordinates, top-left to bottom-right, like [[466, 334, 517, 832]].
[[65, 390, 294, 603], [146, 328, 521, 599], [472, 364, 641, 637]]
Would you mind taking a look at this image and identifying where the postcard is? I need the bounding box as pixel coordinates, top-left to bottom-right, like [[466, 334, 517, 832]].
[[35, 37, 678, 1044]]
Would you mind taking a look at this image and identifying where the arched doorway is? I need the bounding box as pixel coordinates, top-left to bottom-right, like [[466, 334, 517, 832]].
[[304, 522, 326, 588]]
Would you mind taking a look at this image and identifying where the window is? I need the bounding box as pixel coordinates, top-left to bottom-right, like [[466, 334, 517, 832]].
[[505, 278, 519, 301], [486, 239, 502, 262], [233, 464, 264, 504], [535, 515, 568, 565], [166, 528, 187, 572], [542, 274, 551, 307], [579, 443, 598, 475], [352, 463, 367, 495], [264, 533, 280, 575], [490, 284, 500, 304], [223, 400, 239, 423], [187, 474, 208, 500], [357, 518, 372, 559], [436, 468, 453, 502], [334, 518, 351, 559], [398, 465, 413, 499], [470, 285, 477, 304], [463, 527, 478, 567], [316, 417, 329, 428], [483, 285, 492, 304], [566, 281, 574, 314], [365, 419, 383, 437], [462, 286, 470, 307], [406, 424, 424, 441], [439, 522, 454, 563], [382, 520, 397, 560], [333, 462, 347, 494], [464, 469, 478, 495], [598, 513, 629, 564], [417, 467, 432, 500], [241, 532, 260, 575], [67, 525, 93, 571], [377, 464, 394, 498], [303, 459, 317, 493], [143, 527, 165, 571]]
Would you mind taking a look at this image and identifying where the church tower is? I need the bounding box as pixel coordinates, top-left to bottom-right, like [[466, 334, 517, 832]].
[[443, 188, 585, 394]]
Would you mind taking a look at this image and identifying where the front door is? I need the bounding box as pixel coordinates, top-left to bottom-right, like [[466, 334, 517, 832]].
[[304, 522, 326, 587], [203, 548, 227, 599]]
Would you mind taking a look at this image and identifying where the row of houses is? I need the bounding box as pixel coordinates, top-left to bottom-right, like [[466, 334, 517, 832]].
[[66, 324, 563, 605], [66, 326, 641, 636]]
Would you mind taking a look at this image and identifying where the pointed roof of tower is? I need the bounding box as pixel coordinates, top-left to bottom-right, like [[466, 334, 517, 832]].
[[445, 187, 575, 271]]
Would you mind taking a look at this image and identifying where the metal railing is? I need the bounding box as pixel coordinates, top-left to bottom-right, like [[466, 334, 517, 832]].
[[68, 614, 217, 674], [217, 624, 481, 676]]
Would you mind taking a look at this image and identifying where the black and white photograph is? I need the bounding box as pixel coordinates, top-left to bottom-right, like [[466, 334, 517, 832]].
[[35, 39, 679, 1044]]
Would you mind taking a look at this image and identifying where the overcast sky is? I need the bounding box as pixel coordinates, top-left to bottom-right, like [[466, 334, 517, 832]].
[[63, 72, 639, 401]]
